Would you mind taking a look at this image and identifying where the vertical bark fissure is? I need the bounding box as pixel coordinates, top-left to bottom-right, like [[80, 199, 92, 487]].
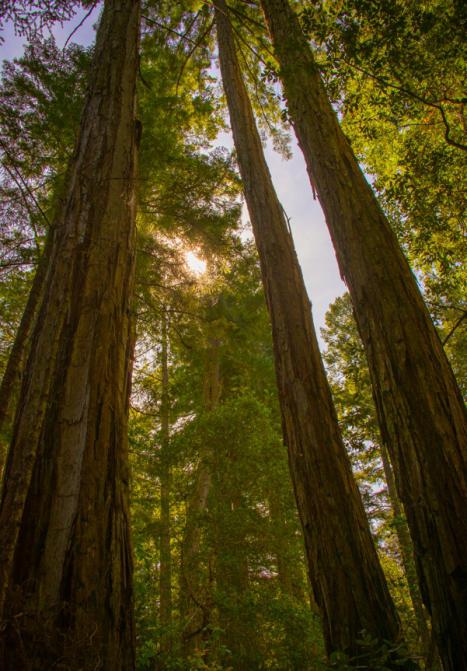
[[0, 1, 140, 668], [259, 1, 467, 667], [214, 0, 407, 663]]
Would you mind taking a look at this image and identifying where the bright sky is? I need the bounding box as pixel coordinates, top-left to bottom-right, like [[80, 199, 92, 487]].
[[0, 7, 345, 342], [261, 140, 346, 334]]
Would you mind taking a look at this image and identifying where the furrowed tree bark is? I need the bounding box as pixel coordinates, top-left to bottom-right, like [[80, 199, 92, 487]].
[[0, 1, 140, 668], [159, 308, 173, 658], [259, 2, 467, 668], [180, 339, 221, 657], [214, 1, 410, 664]]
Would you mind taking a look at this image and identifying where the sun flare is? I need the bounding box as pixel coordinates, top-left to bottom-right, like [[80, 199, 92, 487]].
[[185, 250, 207, 276]]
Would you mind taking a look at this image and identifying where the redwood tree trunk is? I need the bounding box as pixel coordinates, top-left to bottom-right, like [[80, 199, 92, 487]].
[[259, 2, 467, 668], [0, 1, 140, 668], [214, 1, 408, 664]]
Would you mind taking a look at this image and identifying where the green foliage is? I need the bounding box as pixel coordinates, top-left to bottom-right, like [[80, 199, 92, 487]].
[[0, 38, 90, 268], [130, 245, 321, 670], [1, 2, 463, 669], [0, 1, 86, 40], [321, 295, 389, 540], [0, 38, 92, 395], [302, 0, 466, 389], [327, 631, 417, 670]]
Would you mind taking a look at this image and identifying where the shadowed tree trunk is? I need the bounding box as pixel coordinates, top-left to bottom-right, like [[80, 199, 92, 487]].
[[214, 1, 411, 665], [259, 2, 467, 668], [0, 1, 140, 668]]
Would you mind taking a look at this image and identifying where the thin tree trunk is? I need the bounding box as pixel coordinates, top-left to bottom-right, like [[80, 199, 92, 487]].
[[0, 236, 50, 463], [380, 445, 431, 656], [180, 339, 221, 657], [214, 2, 409, 664], [159, 309, 172, 657], [180, 466, 212, 656], [214, 494, 255, 671], [268, 491, 305, 602], [259, 2, 467, 668], [0, 1, 140, 668]]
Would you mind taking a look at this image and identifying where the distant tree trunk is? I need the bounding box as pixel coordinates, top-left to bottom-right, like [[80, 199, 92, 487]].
[[159, 308, 172, 657], [214, 1, 409, 664], [259, 2, 467, 668], [0, 1, 140, 669], [268, 490, 305, 602], [0, 236, 50, 464], [180, 466, 212, 656], [214, 494, 256, 671], [268, 481, 307, 602], [380, 446, 431, 650], [180, 339, 221, 657], [269, 492, 298, 598]]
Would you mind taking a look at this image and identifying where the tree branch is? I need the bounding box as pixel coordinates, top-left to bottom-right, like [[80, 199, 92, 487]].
[[442, 312, 467, 346]]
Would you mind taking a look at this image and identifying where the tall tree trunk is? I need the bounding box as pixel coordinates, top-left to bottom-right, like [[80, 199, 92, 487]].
[[159, 308, 172, 657], [214, 494, 257, 671], [259, 2, 467, 668], [180, 466, 212, 657], [380, 444, 431, 659], [268, 491, 305, 602], [180, 339, 221, 657], [0, 1, 140, 668], [214, 2, 409, 664], [0, 236, 50, 467]]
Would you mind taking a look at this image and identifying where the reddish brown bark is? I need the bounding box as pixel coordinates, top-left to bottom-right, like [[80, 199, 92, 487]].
[[259, 2, 467, 668], [214, 1, 409, 664], [0, 1, 140, 668]]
